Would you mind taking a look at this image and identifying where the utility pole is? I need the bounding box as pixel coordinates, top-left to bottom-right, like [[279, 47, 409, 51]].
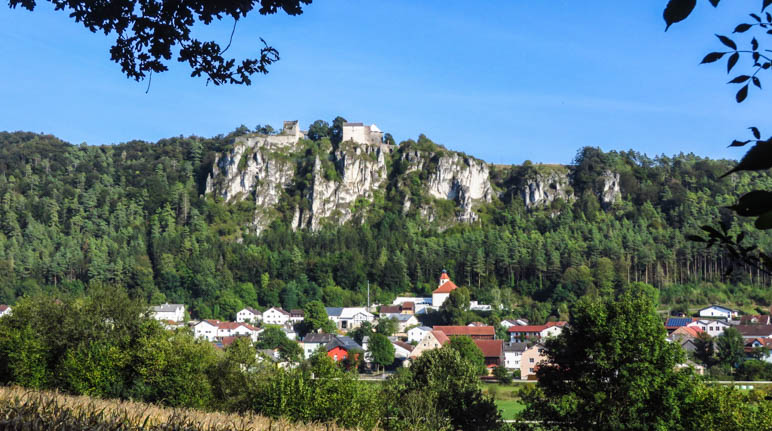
[[367, 280, 370, 309]]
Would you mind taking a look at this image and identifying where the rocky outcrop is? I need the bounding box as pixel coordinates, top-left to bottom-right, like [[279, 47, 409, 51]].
[[425, 154, 492, 222], [520, 170, 573, 209], [600, 170, 621, 208]]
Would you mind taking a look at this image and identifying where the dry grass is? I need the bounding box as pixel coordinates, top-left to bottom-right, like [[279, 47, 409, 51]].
[[0, 386, 356, 430]]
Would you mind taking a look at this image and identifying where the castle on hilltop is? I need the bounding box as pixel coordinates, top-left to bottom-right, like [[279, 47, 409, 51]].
[[342, 122, 383, 146]]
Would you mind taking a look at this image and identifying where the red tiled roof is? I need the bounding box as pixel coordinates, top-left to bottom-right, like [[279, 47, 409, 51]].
[[393, 340, 414, 352], [380, 305, 401, 314], [508, 325, 547, 333], [432, 330, 451, 345], [546, 321, 567, 328], [434, 325, 495, 337], [474, 339, 504, 358], [440, 272, 450, 280], [433, 281, 458, 294], [402, 302, 415, 310], [0, 305, 9, 312], [736, 325, 772, 337]]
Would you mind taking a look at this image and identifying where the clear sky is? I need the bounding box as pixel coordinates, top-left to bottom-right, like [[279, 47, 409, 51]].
[[0, 1, 767, 164]]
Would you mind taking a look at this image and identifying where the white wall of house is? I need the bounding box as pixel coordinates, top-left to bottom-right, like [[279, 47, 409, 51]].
[[263, 308, 290, 325], [687, 320, 728, 337], [236, 309, 261, 323], [194, 321, 219, 342], [504, 350, 522, 369], [408, 327, 431, 344], [151, 305, 185, 322], [698, 306, 734, 320], [432, 292, 450, 308], [540, 326, 563, 339]]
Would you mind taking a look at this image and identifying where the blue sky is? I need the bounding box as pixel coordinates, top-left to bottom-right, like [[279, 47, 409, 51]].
[[0, 1, 767, 164]]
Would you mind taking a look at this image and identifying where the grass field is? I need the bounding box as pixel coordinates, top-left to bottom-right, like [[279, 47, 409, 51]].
[[495, 399, 525, 419]]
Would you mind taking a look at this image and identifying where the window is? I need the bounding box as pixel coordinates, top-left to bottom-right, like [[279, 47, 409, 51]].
[[529, 368, 534, 372], [530, 358, 534, 363]]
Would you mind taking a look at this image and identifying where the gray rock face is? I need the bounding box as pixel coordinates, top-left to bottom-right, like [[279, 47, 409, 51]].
[[520, 170, 574, 209], [205, 129, 620, 232]]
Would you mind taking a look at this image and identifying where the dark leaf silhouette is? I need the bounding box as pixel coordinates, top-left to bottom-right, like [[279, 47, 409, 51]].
[[750, 127, 761, 139], [727, 52, 740, 72], [729, 140, 751, 147], [728, 191, 772, 216], [728, 75, 751, 83], [765, 0, 772, 12], [709, 0, 720, 6], [736, 83, 749, 102], [685, 234, 707, 242], [721, 139, 772, 177], [734, 23, 753, 33], [701, 52, 726, 63], [752, 37, 759, 51], [753, 76, 762, 88], [664, 0, 697, 30], [716, 34, 738, 50]]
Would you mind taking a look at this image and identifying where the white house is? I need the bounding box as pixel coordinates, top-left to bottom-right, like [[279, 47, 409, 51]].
[[407, 326, 433, 344], [503, 342, 528, 370], [302, 333, 336, 359], [687, 319, 730, 337], [500, 318, 529, 329], [0, 305, 11, 318], [326, 307, 375, 330], [432, 271, 458, 308], [539, 322, 567, 339], [263, 307, 291, 326], [469, 301, 492, 312], [698, 305, 739, 320], [290, 309, 305, 324], [150, 303, 185, 322], [193, 320, 220, 341], [194, 320, 260, 342], [379, 313, 419, 333], [236, 307, 262, 323]]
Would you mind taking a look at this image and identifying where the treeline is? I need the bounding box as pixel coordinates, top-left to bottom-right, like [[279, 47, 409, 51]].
[[0, 127, 770, 321], [0, 289, 499, 431]]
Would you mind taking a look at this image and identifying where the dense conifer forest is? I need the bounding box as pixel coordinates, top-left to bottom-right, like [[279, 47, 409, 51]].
[[0, 126, 770, 322]]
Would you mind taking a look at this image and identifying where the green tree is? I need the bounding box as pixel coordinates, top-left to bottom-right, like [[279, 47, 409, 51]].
[[519, 287, 697, 430], [493, 365, 512, 384], [693, 332, 716, 367], [375, 317, 398, 336], [298, 300, 335, 336], [440, 286, 470, 325], [7, 0, 312, 85], [447, 336, 486, 376], [716, 327, 745, 370], [367, 333, 395, 372]]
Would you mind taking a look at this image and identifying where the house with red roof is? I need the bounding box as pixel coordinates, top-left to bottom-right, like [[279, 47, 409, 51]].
[[474, 339, 504, 370], [193, 319, 261, 342], [0, 305, 10, 318], [432, 270, 458, 307], [433, 325, 496, 340], [508, 322, 567, 342], [409, 330, 451, 360]]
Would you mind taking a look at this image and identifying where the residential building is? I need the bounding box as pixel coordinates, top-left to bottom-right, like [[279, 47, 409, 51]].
[[236, 307, 262, 323], [401, 302, 415, 314], [410, 330, 451, 359], [432, 271, 458, 308], [521, 344, 548, 380], [392, 340, 414, 361], [0, 305, 10, 318], [503, 342, 528, 370], [665, 317, 695, 333], [474, 339, 504, 371], [745, 338, 772, 363], [326, 336, 362, 362], [470, 301, 492, 312], [290, 309, 305, 324], [380, 305, 401, 315], [735, 325, 772, 339], [194, 320, 260, 342], [508, 322, 567, 342], [500, 318, 529, 329], [150, 303, 185, 322], [687, 319, 729, 337], [263, 307, 291, 326], [392, 297, 433, 314], [325, 307, 374, 330], [407, 326, 433, 344], [380, 313, 419, 333], [698, 305, 739, 320], [433, 325, 495, 340], [302, 333, 336, 359], [740, 315, 772, 325]]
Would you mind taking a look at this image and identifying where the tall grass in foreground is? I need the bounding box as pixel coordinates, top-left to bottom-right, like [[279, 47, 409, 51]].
[[0, 386, 356, 430]]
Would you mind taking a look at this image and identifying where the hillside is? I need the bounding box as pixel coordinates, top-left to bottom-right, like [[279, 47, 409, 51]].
[[0, 121, 770, 322]]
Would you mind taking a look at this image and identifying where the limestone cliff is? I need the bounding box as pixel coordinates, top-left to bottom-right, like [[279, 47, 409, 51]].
[[204, 125, 620, 232]]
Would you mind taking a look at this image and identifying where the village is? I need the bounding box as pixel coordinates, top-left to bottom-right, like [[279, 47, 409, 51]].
[[6, 273, 764, 383]]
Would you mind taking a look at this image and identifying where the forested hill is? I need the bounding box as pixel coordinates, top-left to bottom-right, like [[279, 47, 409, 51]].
[[0, 125, 770, 323]]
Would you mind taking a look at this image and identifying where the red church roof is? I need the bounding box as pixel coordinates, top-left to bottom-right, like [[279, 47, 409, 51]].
[[433, 280, 458, 294], [440, 272, 450, 280]]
